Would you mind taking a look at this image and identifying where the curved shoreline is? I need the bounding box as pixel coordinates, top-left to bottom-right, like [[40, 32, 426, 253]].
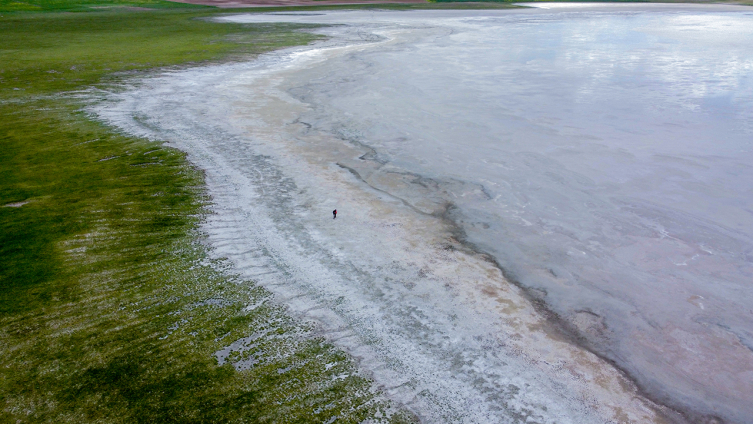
[[92, 7, 753, 422]]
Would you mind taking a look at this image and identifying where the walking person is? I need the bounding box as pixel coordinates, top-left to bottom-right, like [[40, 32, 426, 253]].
[[333, 209, 337, 219]]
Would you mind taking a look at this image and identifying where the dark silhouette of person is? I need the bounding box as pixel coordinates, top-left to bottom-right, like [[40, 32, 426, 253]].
[[333, 209, 337, 219]]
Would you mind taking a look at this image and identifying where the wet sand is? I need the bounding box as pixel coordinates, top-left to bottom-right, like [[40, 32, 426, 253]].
[[93, 5, 753, 423]]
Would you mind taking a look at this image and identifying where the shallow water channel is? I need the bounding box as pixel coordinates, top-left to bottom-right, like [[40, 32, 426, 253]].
[[94, 4, 753, 423]]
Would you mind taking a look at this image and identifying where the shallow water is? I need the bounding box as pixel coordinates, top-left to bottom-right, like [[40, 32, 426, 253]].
[[94, 5, 753, 423]]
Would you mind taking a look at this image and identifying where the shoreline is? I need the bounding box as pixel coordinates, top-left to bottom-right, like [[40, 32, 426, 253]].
[[88, 13, 716, 420], [241, 4, 749, 422]]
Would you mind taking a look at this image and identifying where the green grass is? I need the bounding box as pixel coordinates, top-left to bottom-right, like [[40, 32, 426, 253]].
[[0, 0, 208, 12], [0, 12, 328, 97], [0, 6, 416, 423]]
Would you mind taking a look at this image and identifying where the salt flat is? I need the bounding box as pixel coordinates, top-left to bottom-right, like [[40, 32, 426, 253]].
[[93, 4, 753, 423]]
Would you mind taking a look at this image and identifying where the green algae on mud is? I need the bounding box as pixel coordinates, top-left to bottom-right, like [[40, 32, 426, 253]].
[[0, 6, 415, 423]]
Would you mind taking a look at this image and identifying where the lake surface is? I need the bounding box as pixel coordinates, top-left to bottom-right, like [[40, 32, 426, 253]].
[[95, 4, 753, 423]]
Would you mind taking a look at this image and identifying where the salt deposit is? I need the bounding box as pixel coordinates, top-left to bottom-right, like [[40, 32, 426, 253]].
[[93, 5, 753, 423]]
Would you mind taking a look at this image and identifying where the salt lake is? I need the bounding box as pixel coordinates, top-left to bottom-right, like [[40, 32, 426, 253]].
[[94, 4, 753, 423]]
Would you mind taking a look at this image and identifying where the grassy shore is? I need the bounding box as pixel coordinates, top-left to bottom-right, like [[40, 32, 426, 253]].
[[9, 0, 742, 421], [0, 3, 421, 422]]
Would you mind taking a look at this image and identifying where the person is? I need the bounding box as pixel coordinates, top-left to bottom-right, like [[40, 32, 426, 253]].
[[333, 209, 337, 219]]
